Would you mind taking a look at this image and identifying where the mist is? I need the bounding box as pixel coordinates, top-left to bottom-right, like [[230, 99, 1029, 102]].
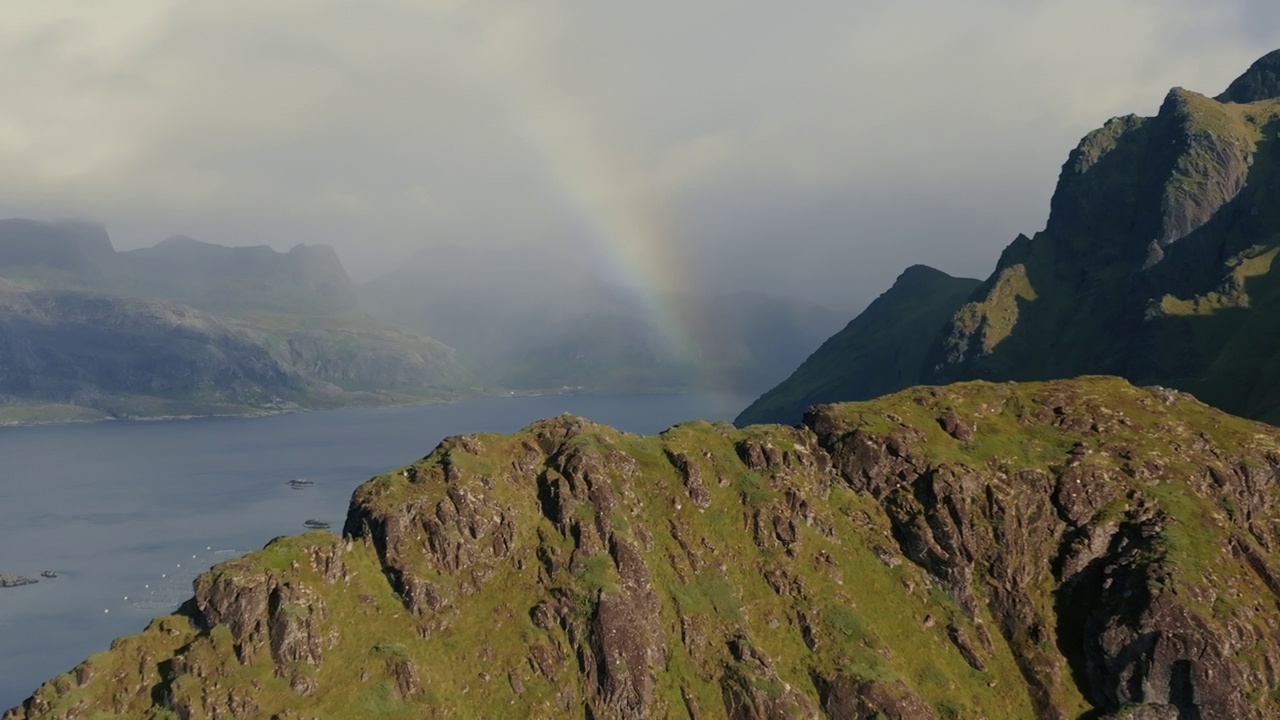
[[0, 1, 1276, 312]]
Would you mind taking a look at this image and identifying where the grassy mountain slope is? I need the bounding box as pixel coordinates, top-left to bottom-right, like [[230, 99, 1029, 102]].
[[736, 265, 979, 426], [0, 288, 308, 419], [10, 377, 1280, 719], [930, 83, 1280, 410], [740, 49, 1280, 427]]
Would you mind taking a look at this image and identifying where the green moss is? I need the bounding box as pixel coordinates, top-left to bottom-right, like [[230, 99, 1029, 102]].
[[575, 554, 619, 599], [352, 682, 410, 716], [824, 605, 874, 645], [671, 576, 743, 622], [957, 264, 1038, 354], [736, 473, 773, 505]]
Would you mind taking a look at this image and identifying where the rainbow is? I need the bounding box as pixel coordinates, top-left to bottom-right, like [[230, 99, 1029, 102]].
[[514, 97, 701, 360], [471, 28, 713, 384]]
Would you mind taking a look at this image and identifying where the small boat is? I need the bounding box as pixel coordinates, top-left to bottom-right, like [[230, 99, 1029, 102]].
[[303, 519, 331, 530], [40, 570, 57, 579], [287, 478, 315, 489]]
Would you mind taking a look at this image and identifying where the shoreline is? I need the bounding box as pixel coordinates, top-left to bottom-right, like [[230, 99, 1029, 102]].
[[0, 385, 735, 429]]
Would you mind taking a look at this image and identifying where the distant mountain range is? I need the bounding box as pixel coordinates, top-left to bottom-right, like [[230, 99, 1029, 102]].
[[740, 49, 1280, 427], [0, 221, 467, 421], [0, 220, 358, 315], [0, 220, 841, 422]]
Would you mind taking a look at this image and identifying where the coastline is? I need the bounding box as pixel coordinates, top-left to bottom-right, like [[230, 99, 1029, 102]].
[[0, 384, 732, 429]]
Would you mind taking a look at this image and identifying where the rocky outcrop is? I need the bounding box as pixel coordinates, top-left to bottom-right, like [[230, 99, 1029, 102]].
[[189, 536, 345, 697], [0, 574, 37, 588], [720, 637, 819, 719], [814, 673, 937, 720], [11, 377, 1280, 718]]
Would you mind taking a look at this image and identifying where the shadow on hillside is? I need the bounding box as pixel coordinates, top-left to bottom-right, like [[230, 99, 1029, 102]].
[[929, 115, 1280, 426]]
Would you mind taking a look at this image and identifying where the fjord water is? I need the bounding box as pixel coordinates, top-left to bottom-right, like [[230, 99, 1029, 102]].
[[0, 392, 752, 709]]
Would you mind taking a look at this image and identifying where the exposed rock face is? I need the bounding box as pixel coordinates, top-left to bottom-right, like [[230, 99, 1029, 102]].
[[10, 377, 1280, 718], [815, 673, 937, 719], [720, 637, 819, 719], [1044, 87, 1253, 265]]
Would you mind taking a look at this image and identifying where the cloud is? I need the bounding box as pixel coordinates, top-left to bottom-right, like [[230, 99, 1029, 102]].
[[0, 0, 1272, 306]]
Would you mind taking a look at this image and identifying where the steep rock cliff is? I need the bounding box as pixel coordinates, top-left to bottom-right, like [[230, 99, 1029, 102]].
[[741, 49, 1280, 427]]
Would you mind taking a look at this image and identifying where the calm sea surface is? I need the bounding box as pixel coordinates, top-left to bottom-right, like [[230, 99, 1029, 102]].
[[0, 392, 753, 709]]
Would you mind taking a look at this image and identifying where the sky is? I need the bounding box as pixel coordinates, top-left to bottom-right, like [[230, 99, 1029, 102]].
[[0, 1, 1275, 312]]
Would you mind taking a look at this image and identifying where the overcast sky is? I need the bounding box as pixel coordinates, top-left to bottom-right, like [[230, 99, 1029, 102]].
[[0, 1, 1275, 311]]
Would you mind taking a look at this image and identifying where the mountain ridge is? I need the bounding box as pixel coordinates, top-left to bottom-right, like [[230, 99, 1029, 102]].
[[0, 220, 472, 421], [740, 49, 1280, 427], [736, 265, 979, 426], [9, 376, 1280, 718]]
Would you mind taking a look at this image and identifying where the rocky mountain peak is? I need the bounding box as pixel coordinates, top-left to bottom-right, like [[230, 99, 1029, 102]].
[[741, 50, 1280, 429], [1217, 49, 1280, 104], [893, 264, 954, 291]]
